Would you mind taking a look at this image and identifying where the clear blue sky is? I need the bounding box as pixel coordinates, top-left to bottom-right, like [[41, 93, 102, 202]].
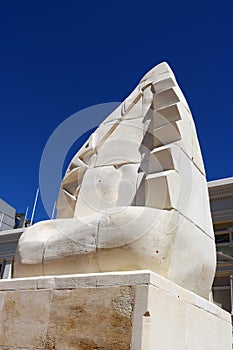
[[0, 1, 232, 222]]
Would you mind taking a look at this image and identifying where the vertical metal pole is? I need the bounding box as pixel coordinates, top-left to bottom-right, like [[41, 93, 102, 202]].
[[230, 275, 233, 315], [30, 188, 39, 226], [51, 201, 56, 219], [23, 206, 29, 227]]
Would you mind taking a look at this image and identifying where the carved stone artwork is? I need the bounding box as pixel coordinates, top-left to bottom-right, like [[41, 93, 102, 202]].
[[14, 62, 216, 300]]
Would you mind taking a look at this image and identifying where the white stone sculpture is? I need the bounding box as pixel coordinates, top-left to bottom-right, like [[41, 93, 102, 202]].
[[14, 62, 216, 300]]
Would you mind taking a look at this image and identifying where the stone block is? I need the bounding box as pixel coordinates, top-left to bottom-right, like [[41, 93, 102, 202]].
[[0, 289, 52, 349], [152, 75, 176, 93], [153, 87, 181, 111], [145, 170, 179, 209], [116, 164, 139, 207], [56, 188, 77, 218], [62, 166, 86, 196], [153, 122, 182, 147], [167, 218, 216, 298], [153, 103, 182, 128], [0, 271, 231, 349], [74, 166, 122, 217], [149, 145, 175, 173], [95, 118, 146, 167]]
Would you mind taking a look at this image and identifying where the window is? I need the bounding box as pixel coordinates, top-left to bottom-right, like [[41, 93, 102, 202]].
[[0, 259, 6, 278]]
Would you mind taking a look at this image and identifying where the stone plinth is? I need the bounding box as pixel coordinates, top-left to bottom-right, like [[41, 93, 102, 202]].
[[0, 271, 231, 349]]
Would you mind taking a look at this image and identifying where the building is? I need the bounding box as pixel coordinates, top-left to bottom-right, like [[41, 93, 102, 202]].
[[0, 228, 24, 278], [0, 199, 16, 231], [209, 177, 233, 314], [0, 199, 26, 278]]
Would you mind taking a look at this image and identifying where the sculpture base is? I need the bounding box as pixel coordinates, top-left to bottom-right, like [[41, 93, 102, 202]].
[[0, 271, 231, 349]]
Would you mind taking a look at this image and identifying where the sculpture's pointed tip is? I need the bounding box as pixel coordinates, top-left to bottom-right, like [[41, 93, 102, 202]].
[[156, 61, 172, 72], [141, 61, 173, 82]]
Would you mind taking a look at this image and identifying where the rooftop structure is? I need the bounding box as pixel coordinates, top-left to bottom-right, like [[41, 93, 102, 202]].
[[0, 199, 16, 231]]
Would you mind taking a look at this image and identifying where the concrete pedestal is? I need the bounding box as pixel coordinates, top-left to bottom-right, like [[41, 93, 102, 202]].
[[0, 271, 231, 349]]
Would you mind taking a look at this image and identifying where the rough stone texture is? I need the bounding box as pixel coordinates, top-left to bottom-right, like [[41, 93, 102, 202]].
[[0, 271, 231, 349], [0, 280, 135, 349], [45, 287, 134, 350], [0, 289, 52, 349], [14, 62, 216, 300]]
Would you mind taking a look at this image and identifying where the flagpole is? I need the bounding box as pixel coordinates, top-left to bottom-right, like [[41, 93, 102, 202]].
[[51, 201, 56, 219], [30, 188, 39, 226], [23, 206, 29, 227]]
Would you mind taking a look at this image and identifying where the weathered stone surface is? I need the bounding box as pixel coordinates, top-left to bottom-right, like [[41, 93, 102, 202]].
[[0, 289, 52, 349], [46, 287, 134, 350], [0, 271, 231, 349]]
